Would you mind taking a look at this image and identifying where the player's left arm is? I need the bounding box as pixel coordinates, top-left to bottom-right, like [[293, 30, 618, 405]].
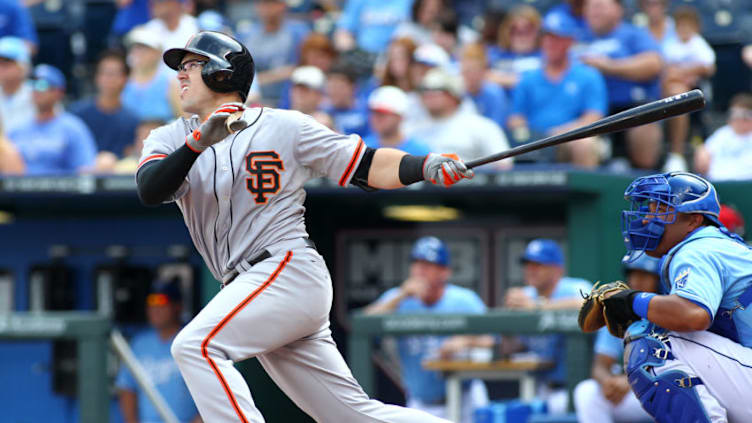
[[361, 148, 474, 189]]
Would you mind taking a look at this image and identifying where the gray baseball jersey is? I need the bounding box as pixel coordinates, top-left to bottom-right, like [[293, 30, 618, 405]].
[[139, 108, 452, 422], [138, 107, 365, 282]]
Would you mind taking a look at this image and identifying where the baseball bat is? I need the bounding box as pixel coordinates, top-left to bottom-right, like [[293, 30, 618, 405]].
[[465, 89, 705, 169]]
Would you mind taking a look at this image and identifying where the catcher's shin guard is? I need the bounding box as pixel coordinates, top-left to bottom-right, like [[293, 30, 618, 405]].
[[623, 321, 711, 423]]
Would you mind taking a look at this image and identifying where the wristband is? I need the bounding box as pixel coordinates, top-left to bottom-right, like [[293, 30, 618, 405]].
[[398, 154, 427, 185], [632, 292, 656, 319]]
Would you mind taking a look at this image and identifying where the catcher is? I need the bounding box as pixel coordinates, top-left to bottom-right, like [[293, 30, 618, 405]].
[[578, 172, 752, 423]]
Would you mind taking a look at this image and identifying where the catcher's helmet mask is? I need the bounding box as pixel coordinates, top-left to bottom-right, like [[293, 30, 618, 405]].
[[164, 31, 254, 102], [621, 172, 721, 258]]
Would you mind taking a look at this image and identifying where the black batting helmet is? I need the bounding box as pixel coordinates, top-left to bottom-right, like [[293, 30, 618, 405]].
[[163, 31, 254, 102]]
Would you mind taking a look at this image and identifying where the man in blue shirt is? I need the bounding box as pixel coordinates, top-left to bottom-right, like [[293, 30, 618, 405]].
[[508, 12, 607, 168], [364, 86, 430, 155], [323, 65, 369, 136], [460, 43, 509, 130], [365, 237, 490, 423], [116, 278, 201, 423], [603, 172, 752, 422], [70, 49, 139, 165], [334, 0, 412, 54], [574, 253, 658, 423], [8, 64, 97, 174], [579, 0, 665, 166], [504, 239, 593, 414]]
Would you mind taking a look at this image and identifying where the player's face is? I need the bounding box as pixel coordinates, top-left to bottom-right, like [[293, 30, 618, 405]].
[[645, 203, 700, 256], [410, 260, 450, 287], [523, 262, 562, 291], [177, 53, 213, 114]]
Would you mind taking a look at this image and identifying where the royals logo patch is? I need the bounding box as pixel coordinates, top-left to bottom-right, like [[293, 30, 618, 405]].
[[674, 268, 690, 288]]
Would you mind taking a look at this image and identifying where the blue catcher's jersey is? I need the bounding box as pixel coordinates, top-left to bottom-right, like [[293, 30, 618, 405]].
[[660, 226, 752, 347]]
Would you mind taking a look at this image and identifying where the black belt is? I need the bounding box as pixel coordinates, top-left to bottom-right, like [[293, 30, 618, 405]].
[[247, 238, 317, 267], [224, 238, 317, 287]]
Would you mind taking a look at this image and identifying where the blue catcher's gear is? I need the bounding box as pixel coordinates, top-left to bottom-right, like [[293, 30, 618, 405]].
[[622, 172, 721, 255], [410, 237, 450, 266], [622, 251, 660, 274], [623, 320, 711, 423]]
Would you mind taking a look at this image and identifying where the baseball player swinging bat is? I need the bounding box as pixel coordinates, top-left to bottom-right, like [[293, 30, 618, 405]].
[[465, 89, 705, 169]]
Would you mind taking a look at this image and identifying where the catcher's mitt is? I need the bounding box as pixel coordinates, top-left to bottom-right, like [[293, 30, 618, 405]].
[[577, 280, 632, 334]]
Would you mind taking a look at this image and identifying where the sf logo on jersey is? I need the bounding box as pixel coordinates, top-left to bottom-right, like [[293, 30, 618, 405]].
[[245, 151, 284, 204]]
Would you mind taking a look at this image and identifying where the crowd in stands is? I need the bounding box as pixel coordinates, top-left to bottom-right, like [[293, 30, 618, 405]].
[[0, 0, 751, 180]]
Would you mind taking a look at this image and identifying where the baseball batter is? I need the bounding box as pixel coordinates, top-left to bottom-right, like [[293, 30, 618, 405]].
[[605, 172, 752, 422], [135, 31, 472, 422]]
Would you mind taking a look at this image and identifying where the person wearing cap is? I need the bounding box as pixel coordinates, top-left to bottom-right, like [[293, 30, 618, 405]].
[[573, 253, 658, 423], [0, 36, 34, 134], [410, 68, 512, 169], [503, 238, 592, 414], [115, 278, 202, 423], [7, 64, 97, 174], [364, 85, 430, 155], [507, 12, 607, 168], [236, 0, 309, 107], [323, 63, 370, 136], [70, 49, 140, 171], [121, 25, 179, 123], [365, 236, 491, 422], [289, 65, 326, 116], [719, 204, 746, 239]]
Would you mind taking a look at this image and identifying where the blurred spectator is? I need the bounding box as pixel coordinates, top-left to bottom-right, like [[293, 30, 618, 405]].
[[333, 0, 412, 53], [393, 0, 445, 46], [111, 0, 151, 38], [0, 36, 33, 134], [289, 65, 325, 115], [411, 68, 512, 168], [71, 49, 139, 170], [402, 43, 449, 132], [364, 236, 490, 423], [503, 239, 592, 414], [0, 115, 24, 174], [623, 122, 664, 172], [486, 5, 543, 90], [381, 37, 417, 93], [121, 26, 179, 122], [111, 118, 166, 174], [0, 0, 38, 50], [364, 86, 430, 155], [299, 32, 337, 74], [460, 43, 508, 129], [661, 6, 715, 160], [742, 44, 752, 70], [694, 93, 752, 181], [580, 0, 664, 168], [719, 204, 746, 239], [142, 0, 198, 51], [236, 0, 308, 106], [544, 0, 588, 42], [323, 64, 369, 135], [116, 278, 201, 423], [8, 64, 97, 174], [573, 252, 658, 423], [196, 9, 232, 33], [431, 10, 461, 69], [276, 33, 337, 109], [638, 0, 676, 54], [507, 13, 607, 168]]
